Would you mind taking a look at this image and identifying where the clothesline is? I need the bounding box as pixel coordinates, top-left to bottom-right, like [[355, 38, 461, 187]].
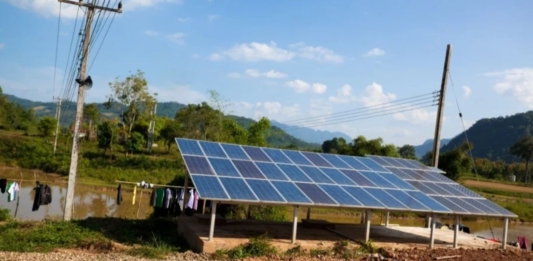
[[115, 180, 194, 189]]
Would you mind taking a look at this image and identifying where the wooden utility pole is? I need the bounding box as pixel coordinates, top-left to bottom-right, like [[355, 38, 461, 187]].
[[60, 0, 122, 221], [53, 97, 62, 155], [431, 44, 452, 168]]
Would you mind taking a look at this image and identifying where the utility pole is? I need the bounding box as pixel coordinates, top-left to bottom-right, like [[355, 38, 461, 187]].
[[53, 96, 62, 155], [431, 44, 452, 168], [146, 103, 157, 152], [60, 0, 122, 221]]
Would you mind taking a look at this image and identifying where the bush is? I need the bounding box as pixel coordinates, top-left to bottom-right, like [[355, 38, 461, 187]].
[[222, 233, 277, 259]]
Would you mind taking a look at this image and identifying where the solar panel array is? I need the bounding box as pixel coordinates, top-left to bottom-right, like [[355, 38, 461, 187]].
[[176, 138, 517, 218], [367, 155, 516, 218]]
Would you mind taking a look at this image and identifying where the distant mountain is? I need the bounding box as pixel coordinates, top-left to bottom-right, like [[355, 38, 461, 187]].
[[414, 138, 451, 158], [441, 111, 533, 163], [271, 120, 352, 144], [5, 94, 318, 149]]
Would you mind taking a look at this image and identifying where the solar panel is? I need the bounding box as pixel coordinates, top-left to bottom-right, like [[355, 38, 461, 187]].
[[176, 139, 517, 218]]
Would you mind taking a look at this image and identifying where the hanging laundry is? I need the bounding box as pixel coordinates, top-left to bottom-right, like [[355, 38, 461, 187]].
[[178, 189, 184, 211], [149, 188, 157, 206], [193, 189, 199, 211], [155, 188, 165, 207], [7, 182, 19, 202], [187, 189, 194, 209], [32, 184, 42, 211], [41, 184, 52, 205], [132, 186, 137, 205], [163, 188, 172, 209], [0, 178, 7, 193], [116, 183, 123, 205]]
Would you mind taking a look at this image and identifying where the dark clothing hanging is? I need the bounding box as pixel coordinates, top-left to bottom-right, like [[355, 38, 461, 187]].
[[33, 184, 53, 211], [32, 185, 42, 211], [116, 184, 123, 205], [42, 185, 52, 205], [0, 178, 7, 193], [149, 188, 157, 206]]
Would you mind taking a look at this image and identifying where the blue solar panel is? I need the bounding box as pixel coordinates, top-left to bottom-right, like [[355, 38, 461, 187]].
[[277, 164, 312, 182], [296, 183, 337, 205], [183, 155, 214, 175], [176, 139, 204, 156], [242, 146, 272, 162], [271, 181, 312, 204], [357, 158, 390, 172], [341, 186, 385, 208], [406, 191, 450, 213], [363, 188, 407, 209], [282, 150, 313, 166], [340, 170, 377, 187], [337, 156, 371, 171], [262, 148, 293, 164], [359, 171, 397, 189], [385, 189, 429, 211], [199, 141, 227, 158], [208, 158, 241, 177], [319, 168, 356, 185], [232, 160, 266, 179], [218, 177, 258, 201], [190, 175, 229, 199], [221, 144, 250, 160], [300, 152, 333, 167], [320, 154, 353, 169], [298, 166, 335, 184], [254, 162, 289, 181], [177, 139, 517, 218], [245, 179, 286, 203], [319, 184, 362, 207]]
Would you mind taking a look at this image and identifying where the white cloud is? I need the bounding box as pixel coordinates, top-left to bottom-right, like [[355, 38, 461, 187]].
[[328, 84, 353, 103], [5, 0, 181, 18], [166, 33, 185, 45], [178, 17, 191, 23], [486, 68, 533, 107], [231, 101, 301, 121], [207, 14, 220, 21], [462, 85, 472, 98], [286, 79, 310, 93], [228, 72, 241, 79], [245, 69, 287, 79], [210, 42, 296, 62], [150, 84, 206, 104], [144, 30, 159, 36], [0, 43, 4, 49], [290, 42, 344, 63], [364, 48, 385, 57], [356, 82, 396, 106], [312, 83, 327, 94]]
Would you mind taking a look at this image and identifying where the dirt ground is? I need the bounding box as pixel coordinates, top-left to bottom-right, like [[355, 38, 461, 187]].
[[463, 180, 533, 194]]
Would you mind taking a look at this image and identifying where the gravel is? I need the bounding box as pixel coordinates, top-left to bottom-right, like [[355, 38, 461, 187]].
[[0, 251, 213, 261]]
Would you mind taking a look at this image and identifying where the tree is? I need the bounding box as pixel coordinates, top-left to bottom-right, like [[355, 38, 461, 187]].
[[438, 142, 473, 180], [322, 137, 351, 154], [160, 119, 181, 151], [398, 145, 417, 159], [84, 103, 100, 139], [97, 121, 115, 153], [174, 102, 222, 140], [247, 117, 270, 146], [125, 131, 146, 154], [510, 135, 533, 183], [37, 117, 57, 137], [105, 70, 156, 137], [351, 136, 400, 157]]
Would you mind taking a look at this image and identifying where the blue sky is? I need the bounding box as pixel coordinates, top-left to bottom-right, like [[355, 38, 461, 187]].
[[1, 0, 532, 146]]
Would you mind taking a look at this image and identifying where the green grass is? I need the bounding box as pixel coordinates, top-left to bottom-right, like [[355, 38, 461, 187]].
[[216, 233, 278, 260], [469, 187, 533, 200], [0, 208, 12, 222], [0, 217, 188, 258]]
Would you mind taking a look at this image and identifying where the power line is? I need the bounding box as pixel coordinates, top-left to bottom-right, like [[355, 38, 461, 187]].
[[52, 2, 62, 98], [89, 1, 118, 72], [283, 91, 439, 125], [282, 99, 438, 130]]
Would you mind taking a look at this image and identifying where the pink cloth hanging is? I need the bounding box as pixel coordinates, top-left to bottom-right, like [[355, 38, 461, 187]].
[[193, 190, 199, 210]]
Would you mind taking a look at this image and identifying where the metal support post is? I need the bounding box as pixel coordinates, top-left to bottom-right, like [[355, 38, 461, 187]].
[[385, 211, 390, 227], [429, 213, 437, 249], [208, 202, 217, 241], [306, 207, 311, 220], [453, 215, 460, 248], [365, 210, 372, 243], [292, 206, 299, 244], [502, 218, 509, 249]]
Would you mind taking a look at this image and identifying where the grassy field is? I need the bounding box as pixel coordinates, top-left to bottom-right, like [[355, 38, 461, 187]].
[[463, 179, 533, 194]]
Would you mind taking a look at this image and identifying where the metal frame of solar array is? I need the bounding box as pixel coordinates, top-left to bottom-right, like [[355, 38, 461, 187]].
[[366, 155, 517, 218], [175, 138, 456, 215]]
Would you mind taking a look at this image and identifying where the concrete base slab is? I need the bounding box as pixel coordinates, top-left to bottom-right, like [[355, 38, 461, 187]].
[[177, 216, 501, 253]]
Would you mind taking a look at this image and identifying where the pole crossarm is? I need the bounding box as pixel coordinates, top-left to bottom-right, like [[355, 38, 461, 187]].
[[58, 0, 123, 13]]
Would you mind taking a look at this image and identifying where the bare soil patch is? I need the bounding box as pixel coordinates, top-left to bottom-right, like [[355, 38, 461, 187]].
[[463, 180, 533, 194]]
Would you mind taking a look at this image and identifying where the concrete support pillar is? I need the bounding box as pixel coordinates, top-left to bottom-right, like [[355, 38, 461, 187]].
[[292, 206, 299, 244], [453, 215, 460, 248], [365, 210, 372, 243], [426, 214, 432, 228], [208, 202, 217, 241], [429, 213, 437, 249], [385, 211, 390, 227], [502, 218, 509, 250]]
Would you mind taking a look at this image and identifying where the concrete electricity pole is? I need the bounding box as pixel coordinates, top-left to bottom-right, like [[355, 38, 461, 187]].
[[59, 0, 122, 221], [53, 96, 62, 155], [431, 44, 452, 168]]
